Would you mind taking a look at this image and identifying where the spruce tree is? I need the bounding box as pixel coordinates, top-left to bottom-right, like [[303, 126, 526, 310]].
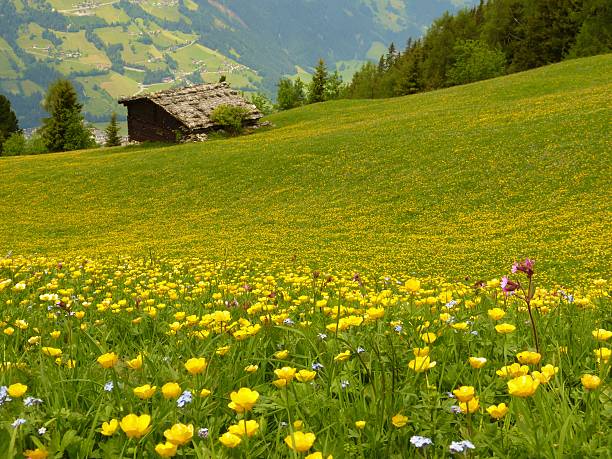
[[308, 59, 329, 104], [105, 112, 121, 147], [41, 79, 94, 153], [0, 94, 19, 155]]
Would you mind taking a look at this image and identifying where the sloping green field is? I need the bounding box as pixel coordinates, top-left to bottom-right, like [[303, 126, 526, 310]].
[[1, 55, 610, 281]]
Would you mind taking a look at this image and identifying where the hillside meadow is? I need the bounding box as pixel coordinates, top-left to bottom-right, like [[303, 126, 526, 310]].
[[0, 55, 610, 458]]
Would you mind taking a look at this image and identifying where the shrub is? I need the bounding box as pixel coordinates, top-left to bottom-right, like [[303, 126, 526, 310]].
[[209, 104, 251, 135]]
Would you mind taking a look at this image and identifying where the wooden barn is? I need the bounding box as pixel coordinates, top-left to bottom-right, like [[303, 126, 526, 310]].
[[118, 83, 263, 142]]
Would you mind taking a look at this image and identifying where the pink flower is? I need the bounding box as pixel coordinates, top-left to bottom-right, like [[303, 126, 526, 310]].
[[501, 276, 519, 293]]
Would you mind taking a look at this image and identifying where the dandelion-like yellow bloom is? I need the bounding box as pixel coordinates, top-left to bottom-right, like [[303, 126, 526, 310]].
[[228, 387, 259, 413], [126, 354, 143, 370], [133, 384, 157, 399], [468, 357, 487, 369], [459, 397, 479, 414], [97, 352, 118, 369], [355, 420, 366, 429], [594, 347, 610, 364], [184, 357, 207, 374], [228, 420, 259, 437], [413, 347, 430, 357], [453, 386, 475, 402], [334, 350, 351, 362], [164, 423, 194, 445], [23, 449, 48, 459], [274, 366, 297, 382], [516, 351, 541, 365], [508, 375, 540, 397], [161, 382, 182, 399], [219, 432, 242, 448], [495, 323, 516, 334], [408, 356, 436, 373], [8, 383, 27, 397], [405, 278, 420, 293], [295, 369, 317, 382], [284, 431, 316, 452], [497, 363, 530, 378], [120, 414, 152, 439], [487, 308, 506, 320], [592, 329, 612, 341], [391, 413, 408, 428], [580, 374, 601, 390], [244, 364, 259, 373], [155, 441, 178, 458], [200, 388, 212, 397], [486, 403, 509, 420], [274, 350, 289, 360], [42, 347, 62, 357], [420, 332, 437, 344], [101, 419, 119, 436]]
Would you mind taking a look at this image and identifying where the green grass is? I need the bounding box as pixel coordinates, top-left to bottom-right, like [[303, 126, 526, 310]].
[[1, 55, 611, 282]]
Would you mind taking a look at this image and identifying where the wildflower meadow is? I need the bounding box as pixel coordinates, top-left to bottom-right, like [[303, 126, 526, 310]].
[[0, 255, 610, 458]]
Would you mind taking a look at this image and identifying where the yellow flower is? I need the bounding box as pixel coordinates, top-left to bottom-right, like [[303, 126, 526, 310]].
[[293, 420, 303, 430], [42, 347, 62, 357], [284, 431, 316, 452], [133, 384, 157, 399], [228, 387, 259, 413], [594, 347, 610, 364], [275, 366, 297, 382], [23, 449, 48, 459], [497, 363, 530, 378], [28, 336, 41, 345], [334, 350, 351, 362], [162, 382, 182, 399], [305, 453, 333, 459], [273, 379, 288, 388], [127, 354, 143, 370], [453, 386, 475, 402], [244, 364, 259, 373], [101, 419, 119, 436], [120, 413, 152, 439], [274, 350, 289, 360], [155, 441, 178, 458], [391, 413, 408, 428], [97, 352, 118, 369], [592, 329, 612, 341], [184, 357, 207, 375], [408, 356, 436, 373], [451, 322, 469, 331], [468, 357, 487, 369], [216, 345, 230, 356], [228, 420, 259, 437], [486, 403, 509, 420], [164, 423, 194, 445], [508, 375, 540, 397], [495, 323, 516, 334], [8, 383, 27, 397], [4, 327, 14, 335], [459, 397, 479, 414], [75, 311, 85, 319], [413, 347, 429, 357], [405, 278, 420, 292], [355, 420, 366, 429], [219, 432, 242, 448], [50, 331, 61, 339], [581, 374, 601, 390], [295, 369, 317, 382], [200, 388, 212, 397], [420, 332, 437, 344], [487, 308, 506, 320], [516, 351, 541, 365]]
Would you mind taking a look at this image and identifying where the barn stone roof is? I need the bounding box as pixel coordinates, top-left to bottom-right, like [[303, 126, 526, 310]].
[[118, 82, 263, 130]]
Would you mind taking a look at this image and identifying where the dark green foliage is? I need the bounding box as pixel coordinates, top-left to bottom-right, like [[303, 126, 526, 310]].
[[209, 104, 251, 135], [325, 71, 345, 101], [276, 78, 306, 111], [446, 40, 506, 85], [105, 113, 122, 147], [250, 92, 274, 116], [1, 132, 26, 156], [40, 79, 95, 153], [345, 0, 608, 101], [308, 59, 329, 104], [0, 95, 20, 155]]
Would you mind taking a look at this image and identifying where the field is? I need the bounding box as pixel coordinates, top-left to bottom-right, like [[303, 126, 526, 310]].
[[0, 56, 611, 458]]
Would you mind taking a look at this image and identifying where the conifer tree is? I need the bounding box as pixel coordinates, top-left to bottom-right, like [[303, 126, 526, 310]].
[[104, 112, 121, 147], [308, 59, 329, 104], [0, 94, 19, 155], [41, 79, 94, 152]]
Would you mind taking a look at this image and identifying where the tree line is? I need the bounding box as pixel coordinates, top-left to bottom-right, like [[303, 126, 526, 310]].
[[275, 0, 611, 106], [0, 80, 121, 157]]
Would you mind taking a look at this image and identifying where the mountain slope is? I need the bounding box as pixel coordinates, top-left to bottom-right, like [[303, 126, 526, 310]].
[[0, 0, 476, 126], [3, 55, 609, 281]]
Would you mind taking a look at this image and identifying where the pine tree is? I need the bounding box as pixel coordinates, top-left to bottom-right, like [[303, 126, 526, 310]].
[[105, 112, 121, 147], [41, 79, 94, 153], [308, 58, 329, 104], [0, 94, 19, 155], [325, 71, 344, 100]]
